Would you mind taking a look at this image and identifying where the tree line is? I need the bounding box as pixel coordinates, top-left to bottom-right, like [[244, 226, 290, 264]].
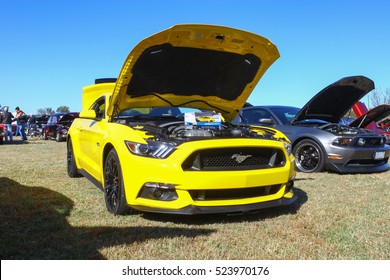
[[37, 106, 70, 115]]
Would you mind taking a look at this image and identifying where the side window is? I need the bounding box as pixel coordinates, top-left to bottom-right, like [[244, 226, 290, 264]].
[[242, 109, 272, 124], [92, 98, 105, 119], [49, 116, 57, 124]]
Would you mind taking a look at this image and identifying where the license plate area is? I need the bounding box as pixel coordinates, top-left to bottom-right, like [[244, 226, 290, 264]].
[[374, 151, 385, 160]]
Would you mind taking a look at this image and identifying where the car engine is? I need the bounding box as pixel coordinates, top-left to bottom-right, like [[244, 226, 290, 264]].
[[128, 121, 278, 145], [321, 123, 380, 136]]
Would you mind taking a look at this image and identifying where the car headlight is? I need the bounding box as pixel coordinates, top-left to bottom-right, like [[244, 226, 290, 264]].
[[125, 140, 176, 159], [332, 137, 352, 146]]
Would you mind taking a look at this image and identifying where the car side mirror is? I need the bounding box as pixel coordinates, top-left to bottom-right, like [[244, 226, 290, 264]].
[[79, 109, 97, 119], [258, 118, 273, 124]]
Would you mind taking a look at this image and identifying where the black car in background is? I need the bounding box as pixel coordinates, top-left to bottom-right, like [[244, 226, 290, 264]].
[[43, 112, 79, 142]]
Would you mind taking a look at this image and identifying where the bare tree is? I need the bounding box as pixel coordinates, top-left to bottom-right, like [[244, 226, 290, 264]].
[[37, 107, 55, 115], [56, 106, 70, 113], [369, 88, 390, 108]]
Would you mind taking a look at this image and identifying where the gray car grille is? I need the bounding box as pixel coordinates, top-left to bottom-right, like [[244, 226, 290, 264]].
[[353, 137, 385, 147], [182, 147, 286, 171]]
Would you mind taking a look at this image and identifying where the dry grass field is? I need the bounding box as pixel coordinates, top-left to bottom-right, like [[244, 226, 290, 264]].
[[0, 138, 389, 260]]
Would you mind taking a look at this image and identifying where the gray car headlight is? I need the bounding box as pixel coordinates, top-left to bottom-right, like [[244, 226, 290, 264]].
[[125, 140, 176, 159], [333, 137, 353, 146]]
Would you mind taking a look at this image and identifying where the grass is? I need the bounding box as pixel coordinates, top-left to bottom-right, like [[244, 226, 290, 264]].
[[0, 138, 389, 260]]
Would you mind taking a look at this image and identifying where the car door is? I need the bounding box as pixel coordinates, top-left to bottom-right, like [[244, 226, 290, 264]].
[[77, 98, 107, 181]]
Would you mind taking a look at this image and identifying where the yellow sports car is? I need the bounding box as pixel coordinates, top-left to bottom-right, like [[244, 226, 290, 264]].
[[67, 24, 297, 215]]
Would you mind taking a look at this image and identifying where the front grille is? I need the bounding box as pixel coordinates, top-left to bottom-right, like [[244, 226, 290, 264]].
[[353, 137, 385, 147], [189, 185, 282, 201], [182, 147, 286, 171]]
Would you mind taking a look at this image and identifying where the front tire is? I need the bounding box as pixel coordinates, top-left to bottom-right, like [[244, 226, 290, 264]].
[[103, 149, 130, 215], [67, 139, 81, 177], [293, 139, 325, 173]]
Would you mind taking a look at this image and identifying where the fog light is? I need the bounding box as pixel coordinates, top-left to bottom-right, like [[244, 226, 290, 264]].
[[138, 182, 178, 201], [153, 188, 164, 198], [357, 138, 366, 146]]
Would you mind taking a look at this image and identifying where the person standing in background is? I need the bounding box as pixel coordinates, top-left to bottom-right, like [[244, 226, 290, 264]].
[[2, 106, 15, 142], [15, 106, 28, 141], [14, 118, 21, 136], [28, 113, 37, 137]]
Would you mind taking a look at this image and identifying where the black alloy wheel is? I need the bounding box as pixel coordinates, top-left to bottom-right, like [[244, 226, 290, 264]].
[[293, 139, 325, 173], [103, 149, 129, 215], [67, 139, 81, 177]]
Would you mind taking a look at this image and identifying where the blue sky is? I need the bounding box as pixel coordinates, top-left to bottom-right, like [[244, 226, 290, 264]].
[[1, 0, 389, 114]]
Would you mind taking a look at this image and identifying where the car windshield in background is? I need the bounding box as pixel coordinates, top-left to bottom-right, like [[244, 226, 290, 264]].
[[269, 106, 300, 124]]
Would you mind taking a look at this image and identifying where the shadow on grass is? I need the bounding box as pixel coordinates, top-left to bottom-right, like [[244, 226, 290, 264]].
[[1, 139, 47, 145], [0, 177, 215, 260], [1, 140, 26, 145], [294, 177, 315, 181], [142, 187, 308, 225]]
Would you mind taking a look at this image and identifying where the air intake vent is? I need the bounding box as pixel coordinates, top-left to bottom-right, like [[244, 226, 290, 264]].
[[182, 147, 285, 171]]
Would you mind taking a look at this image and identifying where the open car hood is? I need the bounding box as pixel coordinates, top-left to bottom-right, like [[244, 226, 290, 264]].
[[58, 112, 79, 124], [107, 24, 280, 121], [291, 76, 374, 124], [349, 104, 390, 128]]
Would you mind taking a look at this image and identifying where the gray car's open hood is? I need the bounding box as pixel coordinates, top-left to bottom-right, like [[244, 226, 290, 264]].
[[291, 76, 374, 124]]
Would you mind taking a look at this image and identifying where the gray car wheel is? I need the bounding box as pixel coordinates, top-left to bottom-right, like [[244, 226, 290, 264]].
[[293, 139, 325, 173]]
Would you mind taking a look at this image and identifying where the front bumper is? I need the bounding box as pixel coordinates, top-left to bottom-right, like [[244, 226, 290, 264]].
[[326, 160, 390, 173], [130, 192, 297, 215], [325, 144, 390, 173], [73, 133, 297, 215]]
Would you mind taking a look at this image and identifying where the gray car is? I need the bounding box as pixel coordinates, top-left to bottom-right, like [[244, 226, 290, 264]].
[[234, 76, 390, 173]]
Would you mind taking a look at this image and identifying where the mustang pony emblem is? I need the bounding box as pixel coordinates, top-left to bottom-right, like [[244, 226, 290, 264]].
[[231, 154, 252, 163]]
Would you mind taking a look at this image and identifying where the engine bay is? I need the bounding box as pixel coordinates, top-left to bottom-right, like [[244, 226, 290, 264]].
[[127, 120, 278, 144], [321, 123, 380, 136]]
